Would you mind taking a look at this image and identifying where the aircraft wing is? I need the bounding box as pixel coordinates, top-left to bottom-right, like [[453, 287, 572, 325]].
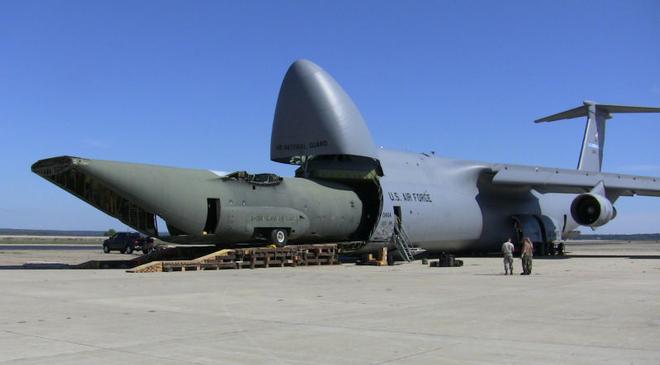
[[490, 164, 660, 197]]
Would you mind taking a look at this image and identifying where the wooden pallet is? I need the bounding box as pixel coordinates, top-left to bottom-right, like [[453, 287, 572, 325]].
[[127, 244, 339, 273], [356, 247, 388, 266]]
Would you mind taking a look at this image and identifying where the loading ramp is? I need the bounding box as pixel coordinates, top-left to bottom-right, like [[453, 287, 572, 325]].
[[74, 245, 221, 270], [127, 244, 340, 273]]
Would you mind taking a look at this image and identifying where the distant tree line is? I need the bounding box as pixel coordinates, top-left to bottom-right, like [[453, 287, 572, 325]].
[[571, 232, 660, 241], [0, 228, 109, 236]]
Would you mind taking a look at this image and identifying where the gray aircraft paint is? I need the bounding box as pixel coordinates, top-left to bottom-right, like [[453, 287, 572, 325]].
[[32, 156, 364, 244], [371, 150, 485, 251], [271, 59, 378, 164], [32, 60, 660, 254]]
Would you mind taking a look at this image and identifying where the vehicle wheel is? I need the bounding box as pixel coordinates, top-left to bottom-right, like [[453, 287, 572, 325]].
[[103, 244, 110, 253], [125, 245, 133, 254], [143, 248, 150, 255], [119, 248, 126, 254], [270, 229, 288, 247]]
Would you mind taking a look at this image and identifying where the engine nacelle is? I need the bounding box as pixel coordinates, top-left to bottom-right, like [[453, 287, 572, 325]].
[[570, 193, 616, 227]]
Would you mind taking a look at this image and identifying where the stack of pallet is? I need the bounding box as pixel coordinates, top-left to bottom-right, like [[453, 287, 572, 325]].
[[128, 244, 339, 273]]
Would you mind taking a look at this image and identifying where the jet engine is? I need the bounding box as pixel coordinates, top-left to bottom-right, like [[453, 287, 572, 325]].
[[570, 193, 616, 227]]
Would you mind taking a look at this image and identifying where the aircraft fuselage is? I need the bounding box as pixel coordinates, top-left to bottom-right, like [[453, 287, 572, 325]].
[[33, 150, 579, 254]]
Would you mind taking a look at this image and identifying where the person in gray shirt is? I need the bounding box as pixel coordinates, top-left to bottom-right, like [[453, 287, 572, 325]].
[[501, 238, 514, 275]]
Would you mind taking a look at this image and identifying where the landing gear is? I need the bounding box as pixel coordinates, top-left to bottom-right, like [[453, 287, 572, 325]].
[[270, 229, 288, 247], [543, 241, 565, 256], [542, 242, 552, 256]]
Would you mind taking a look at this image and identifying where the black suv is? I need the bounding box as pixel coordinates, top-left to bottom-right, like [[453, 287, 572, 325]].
[[103, 232, 144, 254]]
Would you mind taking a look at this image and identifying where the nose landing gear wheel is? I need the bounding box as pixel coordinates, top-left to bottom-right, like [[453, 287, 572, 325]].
[[271, 229, 288, 247]]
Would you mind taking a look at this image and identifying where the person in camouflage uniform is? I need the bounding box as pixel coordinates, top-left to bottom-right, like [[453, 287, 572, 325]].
[[501, 238, 514, 275], [521, 237, 534, 275]]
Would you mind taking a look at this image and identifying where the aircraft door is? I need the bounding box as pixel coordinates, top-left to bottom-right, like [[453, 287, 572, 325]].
[[368, 194, 395, 242], [511, 215, 544, 250], [203, 198, 220, 234], [393, 205, 402, 230], [511, 214, 558, 255]]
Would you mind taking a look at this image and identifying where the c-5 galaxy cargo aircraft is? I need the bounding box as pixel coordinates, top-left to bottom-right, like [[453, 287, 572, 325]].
[[32, 60, 660, 259]]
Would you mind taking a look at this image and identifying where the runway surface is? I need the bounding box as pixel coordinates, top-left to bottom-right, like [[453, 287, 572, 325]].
[[0, 245, 98, 251], [1, 241, 659, 364]]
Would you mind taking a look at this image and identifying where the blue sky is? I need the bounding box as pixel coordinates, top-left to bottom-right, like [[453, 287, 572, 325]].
[[1, 1, 659, 233]]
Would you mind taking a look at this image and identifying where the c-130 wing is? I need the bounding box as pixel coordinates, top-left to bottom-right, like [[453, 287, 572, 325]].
[[490, 164, 660, 197]]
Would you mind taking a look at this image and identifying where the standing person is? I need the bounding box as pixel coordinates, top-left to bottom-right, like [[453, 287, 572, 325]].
[[501, 238, 514, 275], [521, 237, 534, 275]]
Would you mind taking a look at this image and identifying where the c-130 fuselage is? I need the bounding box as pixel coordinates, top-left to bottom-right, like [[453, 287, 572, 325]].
[[32, 60, 660, 256]]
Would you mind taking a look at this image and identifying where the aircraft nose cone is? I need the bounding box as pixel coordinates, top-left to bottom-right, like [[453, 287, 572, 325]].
[[287, 59, 324, 77], [278, 59, 330, 99], [271, 59, 377, 163]]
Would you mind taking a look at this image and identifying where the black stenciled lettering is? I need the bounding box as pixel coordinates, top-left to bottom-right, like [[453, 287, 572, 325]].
[[308, 140, 329, 149]]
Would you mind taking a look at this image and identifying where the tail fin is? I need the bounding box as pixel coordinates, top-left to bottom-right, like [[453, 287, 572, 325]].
[[535, 101, 660, 172]]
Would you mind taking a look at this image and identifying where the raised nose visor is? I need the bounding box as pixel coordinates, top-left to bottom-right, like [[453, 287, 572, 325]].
[[31, 156, 159, 236], [271, 59, 378, 164]]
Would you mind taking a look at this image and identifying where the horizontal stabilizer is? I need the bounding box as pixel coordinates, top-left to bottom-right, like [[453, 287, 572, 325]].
[[535, 102, 660, 123], [534, 101, 660, 172]]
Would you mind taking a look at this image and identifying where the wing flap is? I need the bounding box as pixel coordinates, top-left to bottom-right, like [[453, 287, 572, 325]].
[[491, 164, 660, 197]]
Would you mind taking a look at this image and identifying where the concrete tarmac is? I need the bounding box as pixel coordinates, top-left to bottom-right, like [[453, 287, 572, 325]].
[[1, 241, 659, 364]]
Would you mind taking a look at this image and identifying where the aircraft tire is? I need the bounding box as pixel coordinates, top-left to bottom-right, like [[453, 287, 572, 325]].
[[271, 229, 288, 247], [103, 244, 110, 254]]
